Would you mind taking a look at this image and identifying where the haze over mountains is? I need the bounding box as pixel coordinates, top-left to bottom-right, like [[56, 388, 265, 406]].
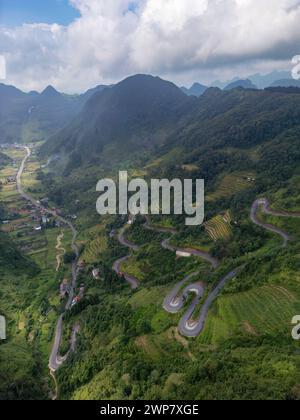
[[41, 75, 195, 167], [1, 70, 299, 153], [0, 83, 107, 144], [223, 79, 257, 91], [2, 73, 300, 402], [35, 73, 300, 189]]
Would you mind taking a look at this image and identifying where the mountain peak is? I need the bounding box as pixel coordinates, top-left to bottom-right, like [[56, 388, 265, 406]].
[[0, 83, 25, 97], [224, 79, 257, 91], [117, 74, 182, 92], [181, 82, 208, 97], [41, 85, 60, 97]]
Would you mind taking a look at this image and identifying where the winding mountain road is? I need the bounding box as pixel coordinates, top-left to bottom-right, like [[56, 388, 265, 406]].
[[250, 198, 290, 247], [18, 147, 300, 349], [114, 197, 298, 338], [177, 267, 244, 337], [144, 217, 219, 268], [112, 226, 139, 289], [16, 146, 79, 372], [146, 222, 243, 337]]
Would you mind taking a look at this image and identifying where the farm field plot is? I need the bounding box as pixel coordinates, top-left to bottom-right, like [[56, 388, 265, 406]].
[[80, 223, 109, 263], [197, 284, 300, 345], [204, 211, 232, 241], [21, 160, 42, 192], [208, 172, 256, 202]]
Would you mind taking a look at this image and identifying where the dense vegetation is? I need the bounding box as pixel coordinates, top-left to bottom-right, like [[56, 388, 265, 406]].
[[45, 80, 300, 400], [0, 83, 107, 144], [1, 76, 300, 400], [0, 230, 45, 400]]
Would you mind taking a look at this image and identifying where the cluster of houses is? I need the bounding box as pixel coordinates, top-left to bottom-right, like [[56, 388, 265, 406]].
[[58, 259, 109, 311], [59, 261, 87, 308], [0, 143, 22, 150], [26, 200, 64, 232]]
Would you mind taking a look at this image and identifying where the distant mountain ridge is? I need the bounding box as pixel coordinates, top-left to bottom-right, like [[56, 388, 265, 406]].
[[181, 82, 208, 97], [270, 79, 300, 88], [40, 74, 300, 180], [224, 79, 257, 91], [41, 75, 195, 169], [0, 83, 109, 144], [2, 71, 299, 149]]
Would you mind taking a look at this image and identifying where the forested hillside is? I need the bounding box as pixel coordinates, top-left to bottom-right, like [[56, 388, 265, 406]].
[[0, 83, 107, 145], [32, 76, 300, 400]]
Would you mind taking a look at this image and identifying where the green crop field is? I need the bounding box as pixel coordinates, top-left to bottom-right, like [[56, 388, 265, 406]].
[[198, 284, 300, 345], [208, 172, 256, 202]]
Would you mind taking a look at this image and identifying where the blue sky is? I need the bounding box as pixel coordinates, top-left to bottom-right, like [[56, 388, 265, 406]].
[[0, 1, 297, 92], [0, 0, 80, 26]]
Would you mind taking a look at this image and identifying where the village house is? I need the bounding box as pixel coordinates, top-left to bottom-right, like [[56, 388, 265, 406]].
[[92, 268, 100, 279], [71, 296, 81, 308], [176, 250, 192, 258], [41, 215, 50, 225], [7, 176, 16, 183], [40, 197, 49, 205]]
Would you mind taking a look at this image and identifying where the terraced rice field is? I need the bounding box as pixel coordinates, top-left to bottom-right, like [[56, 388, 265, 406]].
[[198, 284, 300, 345], [81, 236, 108, 263], [208, 172, 256, 201], [204, 211, 232, 241]]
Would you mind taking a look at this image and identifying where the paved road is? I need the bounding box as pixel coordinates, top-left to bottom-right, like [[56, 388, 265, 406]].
[[118, 226, 139, 251], [178, 267, 244, 337], [16, 146, 79, 371], [250, 198, 290, 247], [112, 226, 139, 289], [144, 217, 220, 268], [143, 216, 236, 337], [163, 272, 204, 314], [162, 197, 299, 338], [112, 255, 139, 289], [113, 217, 220, 291]]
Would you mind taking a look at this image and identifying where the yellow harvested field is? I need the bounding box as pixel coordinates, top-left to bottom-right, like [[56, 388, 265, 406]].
[[204, 210, 232, 241]]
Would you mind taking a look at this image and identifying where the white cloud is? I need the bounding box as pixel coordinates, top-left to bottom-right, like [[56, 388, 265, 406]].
[[1, 0, 300, 92]]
